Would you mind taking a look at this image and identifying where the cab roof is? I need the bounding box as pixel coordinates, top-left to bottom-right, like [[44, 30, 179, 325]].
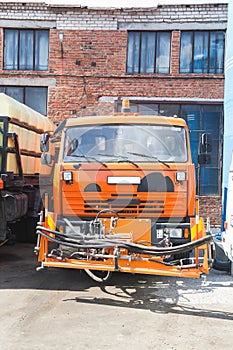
[[65, 114, 188, 128]]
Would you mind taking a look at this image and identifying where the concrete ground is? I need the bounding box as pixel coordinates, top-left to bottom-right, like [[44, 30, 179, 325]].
[[0, 242, 233, 350]]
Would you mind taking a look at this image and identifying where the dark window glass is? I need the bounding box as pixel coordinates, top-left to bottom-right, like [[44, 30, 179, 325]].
[[6, 87, 24, 103], [0, 86, 48, 115], [127, 31, 171, 74], [199, 105, 222, 195], [4, 29, 49, 71], [117, 102, 158, 115], [138, 104, 159, 115], [159, 104, 180, 117], [180, 31, 225, 74], [25, 87, 47, 115], [181, 104, 222, 195], [181, 105, 201, 192]]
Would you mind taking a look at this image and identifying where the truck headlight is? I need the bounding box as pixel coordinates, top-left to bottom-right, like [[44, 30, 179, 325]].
[[176, 172, 186, 182], [63, 171, 73, 181], [169, 228, 182, 238]]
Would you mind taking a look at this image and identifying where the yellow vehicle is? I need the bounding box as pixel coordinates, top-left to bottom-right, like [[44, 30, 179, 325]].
[[35, 101, 212, 281], [0, 93, 54, 244]]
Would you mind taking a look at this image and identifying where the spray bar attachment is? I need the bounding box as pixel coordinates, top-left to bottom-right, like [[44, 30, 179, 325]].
[[36, 224, 212, 256], [35, 204, 213, 280]]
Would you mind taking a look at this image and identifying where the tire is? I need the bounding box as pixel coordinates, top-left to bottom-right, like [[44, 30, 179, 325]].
[[13, 217, 38, 243]]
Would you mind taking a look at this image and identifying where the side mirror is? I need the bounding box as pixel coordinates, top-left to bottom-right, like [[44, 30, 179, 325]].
[[40, 133, 50, 152], [41, 153, 52, 165], [198, 153, 211, 165], [200, 133, 212, 153], [198, 133, 212, 165]]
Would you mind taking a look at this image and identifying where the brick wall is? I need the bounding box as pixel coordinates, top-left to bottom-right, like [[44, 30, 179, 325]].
[[199, 196, 222, 227], [0, 2, 228, 29], [0, 3, 226, 121], [47, 27, 224, 119]]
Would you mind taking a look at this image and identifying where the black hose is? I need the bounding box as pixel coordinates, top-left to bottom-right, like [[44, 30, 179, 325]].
[[36, 229, 118, 250], [36, 226, 213, 256], [103, 235, 213, 256]]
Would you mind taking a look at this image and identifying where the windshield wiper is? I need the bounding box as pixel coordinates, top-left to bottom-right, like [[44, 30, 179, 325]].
[[67, 154, 107, 168], [127, 151, 170, 168], [97, 153, 139, 168]]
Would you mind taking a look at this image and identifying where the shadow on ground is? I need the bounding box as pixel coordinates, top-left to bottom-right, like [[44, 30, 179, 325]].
[[1, 242, 233, 322]]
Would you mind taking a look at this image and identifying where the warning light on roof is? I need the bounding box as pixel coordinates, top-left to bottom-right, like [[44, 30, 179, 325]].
[[121, 99, 130, 113]]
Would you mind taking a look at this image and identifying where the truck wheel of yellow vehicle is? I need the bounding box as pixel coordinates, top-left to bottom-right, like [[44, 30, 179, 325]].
[[12, 217, 38, 243]]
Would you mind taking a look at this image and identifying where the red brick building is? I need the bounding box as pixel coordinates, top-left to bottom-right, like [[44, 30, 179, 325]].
[[0, 1, 228, 225]]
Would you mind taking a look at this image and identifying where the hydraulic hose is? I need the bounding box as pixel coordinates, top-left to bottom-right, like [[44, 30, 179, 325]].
[[84, 269, 112, 283], [36, 226, 213, 257]]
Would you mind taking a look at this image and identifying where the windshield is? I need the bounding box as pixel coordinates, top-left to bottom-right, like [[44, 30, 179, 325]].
[[63, 124, 188, 163]]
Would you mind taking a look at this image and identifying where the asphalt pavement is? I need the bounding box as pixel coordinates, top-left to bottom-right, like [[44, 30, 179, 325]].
[[0, 242, 233, 350]]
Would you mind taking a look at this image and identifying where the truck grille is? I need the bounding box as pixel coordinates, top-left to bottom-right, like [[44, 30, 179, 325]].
[[84, 197, 164, 215], [62, 191, 187, 218]]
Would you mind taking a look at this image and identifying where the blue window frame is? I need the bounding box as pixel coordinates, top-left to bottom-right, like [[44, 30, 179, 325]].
[[127, 31, 171, 74], [180, 31, 225, 74], [0, 86, 48, 115], [4, 29, 49, 71]]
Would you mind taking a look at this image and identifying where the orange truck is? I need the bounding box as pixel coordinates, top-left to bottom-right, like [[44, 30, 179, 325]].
[[0, 93, 54, 245], [35, 101, 212, 281]]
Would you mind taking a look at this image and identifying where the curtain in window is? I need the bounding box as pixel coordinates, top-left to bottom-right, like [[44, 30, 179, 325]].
[[180, 31, 225, 74], [156, 32, 171, 74], [209, 32, 224, 74], [180, 32, 193, 73], [193, 32, 208, 73], [4, 30, 18, 70], [20, 30, 34, 70], [127, 32, 140, 73], [4, 29, 49, 71], [127, 31, 171, 74], [35, 30, 49, 70], [140, 32, 155, 73]]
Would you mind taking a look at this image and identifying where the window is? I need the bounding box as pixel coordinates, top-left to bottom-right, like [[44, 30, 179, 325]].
[[4, 29, 49, 71], [116, 101, 223, 195], [0, 86, 48, 115], [64, 124, 187, 163], [180, 31, 225, 74], [127, 31, 171, 74]]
